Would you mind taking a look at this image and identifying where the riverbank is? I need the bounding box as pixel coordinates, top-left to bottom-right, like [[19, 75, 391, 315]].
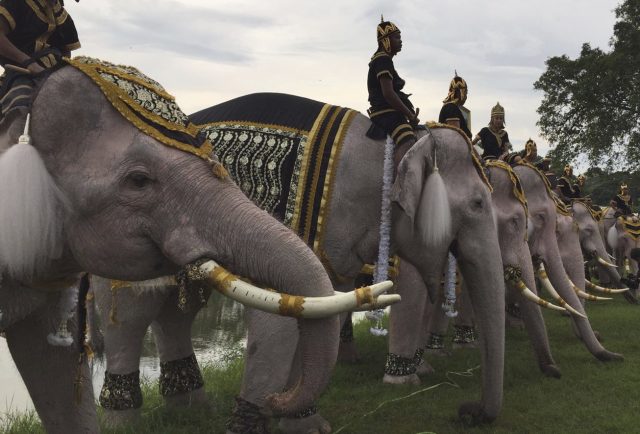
[[2, 298, 638, 433]]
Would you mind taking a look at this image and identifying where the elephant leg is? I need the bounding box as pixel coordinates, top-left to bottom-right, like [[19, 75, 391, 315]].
[[150, 290, 207, 409], [425, 291, 452, 357], [228, 309, 298, 434], [452, 284, 478, 349], [336, 278, 359, 363], [95, 287, 164, 427], [384, 259, 427, 385], [5, 307, 98, 434], [337, 312, 359, 363]]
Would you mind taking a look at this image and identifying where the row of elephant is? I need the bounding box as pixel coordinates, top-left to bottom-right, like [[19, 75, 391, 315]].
[[0, 59, 636, 434]]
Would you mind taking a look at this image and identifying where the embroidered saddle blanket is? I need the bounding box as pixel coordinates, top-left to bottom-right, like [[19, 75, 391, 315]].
[[190, 93, 357, 253]]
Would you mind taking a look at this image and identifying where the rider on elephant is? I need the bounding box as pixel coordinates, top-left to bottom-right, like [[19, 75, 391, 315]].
[[611, 182, 633, 217], [438, 73, 471, 139], [367, 16, 420, 167], [0, 0, 80, 74], [472, 102, 512, 160], [557, 164, 579, 204], [506, 138, 550, 171]]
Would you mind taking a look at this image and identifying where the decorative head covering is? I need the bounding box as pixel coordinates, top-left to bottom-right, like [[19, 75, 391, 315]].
[[491, 102, 505, 117], [563, 164, 573, 177], [525, 138, 537, 156], [442, 72, 468, 104], [577, 174, 586, 185], [65, 56, 227, 178], [377, 15, 400, 54]]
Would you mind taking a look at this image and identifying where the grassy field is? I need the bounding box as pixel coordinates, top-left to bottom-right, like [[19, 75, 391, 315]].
[[1, 298, 638, 434]]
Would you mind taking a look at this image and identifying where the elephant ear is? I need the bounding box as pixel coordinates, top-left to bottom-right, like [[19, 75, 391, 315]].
[[390, 135, 432, 225]]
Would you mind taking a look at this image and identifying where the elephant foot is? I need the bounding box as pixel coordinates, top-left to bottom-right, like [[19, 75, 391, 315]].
[[102, 408, 141, 428], [458, 401, 496, 426], [278, 413, 331, 434], [382, 373, 421, 385], [163, 386, 210, 409], [337, 340, 360, 364], [623, 290, 638, 305], [226, 396, 270, 434], [540, 364, 562, 378], [595, 350, 624, 362], [415, 358, 435, 376]]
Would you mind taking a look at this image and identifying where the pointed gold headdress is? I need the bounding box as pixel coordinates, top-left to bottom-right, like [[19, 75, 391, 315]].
[[377, 15, 400, 54]]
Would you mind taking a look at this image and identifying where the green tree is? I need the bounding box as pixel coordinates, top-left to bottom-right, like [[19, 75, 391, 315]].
[[534, 0, 640, 170]]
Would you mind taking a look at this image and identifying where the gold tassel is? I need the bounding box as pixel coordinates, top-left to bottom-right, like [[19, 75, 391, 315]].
[[212, 162, 228, 179]]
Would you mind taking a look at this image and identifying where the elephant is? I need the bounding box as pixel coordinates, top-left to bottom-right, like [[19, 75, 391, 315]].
[[0, 60, 384, 433], [607, 214, 640, 297], [91, 92, 507, 430], [513, 163, 623, 361], [399, 160, 564, 379], [569, 200, 634, 302]]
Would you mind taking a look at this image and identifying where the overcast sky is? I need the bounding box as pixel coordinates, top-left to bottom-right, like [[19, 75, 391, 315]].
[[65, 0, 620, 157]]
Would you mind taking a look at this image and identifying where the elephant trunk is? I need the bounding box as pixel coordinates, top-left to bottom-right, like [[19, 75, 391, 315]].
[[542, 246, 613, 357], [457, 228, 504, 422], [162, 184, 340, 415]]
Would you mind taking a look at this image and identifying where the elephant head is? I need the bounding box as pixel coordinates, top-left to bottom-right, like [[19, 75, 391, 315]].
[[0, 58, 356, 415], [572, 201, 629, 293]]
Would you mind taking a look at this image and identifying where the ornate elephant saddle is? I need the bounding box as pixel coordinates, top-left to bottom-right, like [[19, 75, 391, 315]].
[[620, 215, 640, 240], [190, 93, 357, 253]]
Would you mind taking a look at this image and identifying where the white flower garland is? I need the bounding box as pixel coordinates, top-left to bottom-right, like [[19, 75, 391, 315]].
[[442, 252, 458, 317], [367, 135, 395, 336]]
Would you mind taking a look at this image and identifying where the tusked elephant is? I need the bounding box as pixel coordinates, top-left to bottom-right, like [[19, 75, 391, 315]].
[[93, 92, 507, 430], [607, 214, 640, 297], [398, 160, 564, 379], [514, 163, 623, 361], [0, 60, 385, 433]]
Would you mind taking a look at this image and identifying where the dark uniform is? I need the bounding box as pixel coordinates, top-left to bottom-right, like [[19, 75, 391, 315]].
[[367, 49, 416, 146], [557, 175, 578, 204], [438, 75, 471, 139], [439, 102, 471, 138], [0, 0, 80, 68], [476, 126, 509, 159], [613, 192, 633, 216]]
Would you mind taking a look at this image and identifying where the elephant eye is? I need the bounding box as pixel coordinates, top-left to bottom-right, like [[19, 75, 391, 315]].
[[126, 172, 153, 189]]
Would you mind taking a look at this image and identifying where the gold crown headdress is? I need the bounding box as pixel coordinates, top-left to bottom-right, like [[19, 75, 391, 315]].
[[563, 164, 572, 176], [620, 182, 629, 193], [443, 71, 468, 104], [491, 102, 505, 117], [377, 15, 400, 54], [525, 138, 536, 155]]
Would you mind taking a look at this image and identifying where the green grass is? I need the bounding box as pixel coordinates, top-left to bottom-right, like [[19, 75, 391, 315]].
[[2, 299, 639, 434]]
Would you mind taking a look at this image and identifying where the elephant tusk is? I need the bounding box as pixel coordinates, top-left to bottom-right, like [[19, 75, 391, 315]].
[[200, 260, 397, 318], [535, 264, 587, 319], [351, 294, 402, 311], [584, 279, 629, 294], [569, 280, 612, 301], [512, 279, 566, 312], [597, 257, 618, 268]]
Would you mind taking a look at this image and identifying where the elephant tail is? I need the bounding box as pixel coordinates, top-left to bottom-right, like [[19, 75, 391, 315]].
[[416, 145, 452, 248]]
